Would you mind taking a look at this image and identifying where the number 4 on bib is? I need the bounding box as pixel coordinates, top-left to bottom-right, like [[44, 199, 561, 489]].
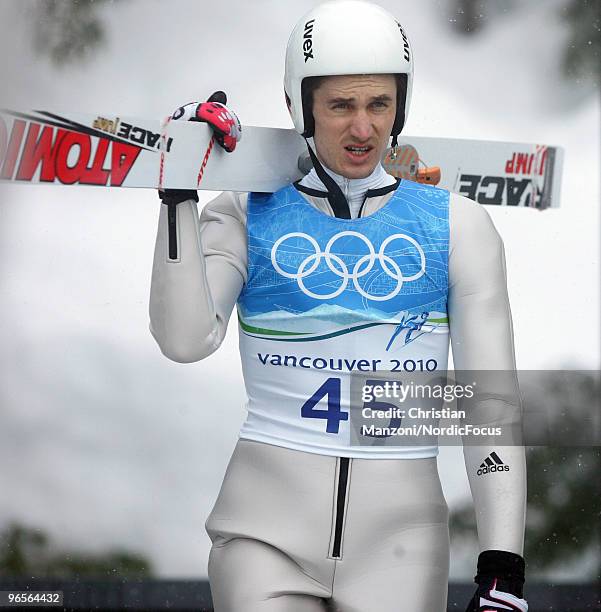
[[301, 378, 348, 434]]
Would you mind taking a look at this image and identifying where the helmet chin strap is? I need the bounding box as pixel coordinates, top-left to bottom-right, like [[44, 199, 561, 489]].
[[304, 133, 398, 217], [305, 140, 351, 219]]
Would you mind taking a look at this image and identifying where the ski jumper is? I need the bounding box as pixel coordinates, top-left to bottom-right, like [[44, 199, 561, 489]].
[[149, 164, 526, 612]]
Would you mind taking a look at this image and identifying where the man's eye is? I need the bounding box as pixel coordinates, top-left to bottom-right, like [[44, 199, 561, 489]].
[[371, 101, 388, 108], [333, 103, 350, 109]]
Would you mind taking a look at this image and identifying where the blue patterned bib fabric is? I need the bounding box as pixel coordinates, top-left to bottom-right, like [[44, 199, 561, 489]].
[[236, 180, 450, 457]]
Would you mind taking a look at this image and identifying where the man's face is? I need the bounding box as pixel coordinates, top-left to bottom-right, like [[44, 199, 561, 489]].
[[311, 74, 397, 179]]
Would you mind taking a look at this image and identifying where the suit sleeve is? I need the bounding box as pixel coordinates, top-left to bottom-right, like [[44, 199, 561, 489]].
[[149, 191, 248, 363], [448, 192, 527, 555]]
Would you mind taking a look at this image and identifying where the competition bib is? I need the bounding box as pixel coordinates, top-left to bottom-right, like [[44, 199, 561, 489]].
[[236, 180, 450, 458]]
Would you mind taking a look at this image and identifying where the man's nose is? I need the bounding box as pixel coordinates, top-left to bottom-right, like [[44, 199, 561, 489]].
[[349, 110, 373, 141]]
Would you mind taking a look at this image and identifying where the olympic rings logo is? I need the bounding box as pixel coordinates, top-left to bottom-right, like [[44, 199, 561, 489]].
[[270, 231, 426, 301]]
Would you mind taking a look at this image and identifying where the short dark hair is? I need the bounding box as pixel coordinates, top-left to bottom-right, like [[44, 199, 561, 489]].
[[301, 76, 326, 135], [299, 74, 407, 138]]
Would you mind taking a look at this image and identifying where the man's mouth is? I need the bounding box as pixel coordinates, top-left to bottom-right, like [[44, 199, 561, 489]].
[[344, 145, 373, 157]]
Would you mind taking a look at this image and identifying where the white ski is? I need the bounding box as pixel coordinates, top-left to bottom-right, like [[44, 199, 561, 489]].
[[0, 109, 563, 209]]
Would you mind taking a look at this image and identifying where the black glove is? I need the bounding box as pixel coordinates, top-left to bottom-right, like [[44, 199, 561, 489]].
[[465, 550, 528, 611]]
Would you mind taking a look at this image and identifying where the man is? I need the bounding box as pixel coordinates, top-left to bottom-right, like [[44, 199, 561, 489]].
[[150, 1, 528, 610]]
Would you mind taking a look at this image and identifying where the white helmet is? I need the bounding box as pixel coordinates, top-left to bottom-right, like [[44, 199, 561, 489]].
[[284, 0, 413, 141]]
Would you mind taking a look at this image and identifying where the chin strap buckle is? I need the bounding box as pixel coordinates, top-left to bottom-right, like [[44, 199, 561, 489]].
[[383, 143, 441, 186]]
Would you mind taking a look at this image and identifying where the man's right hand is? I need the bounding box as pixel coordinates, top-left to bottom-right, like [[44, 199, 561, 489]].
[[172, 92, 242, 153], [159, 91, 242, 206]]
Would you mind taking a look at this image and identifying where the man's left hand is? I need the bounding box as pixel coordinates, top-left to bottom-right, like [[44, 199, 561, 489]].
[[465, 577, 528, 611], [465, 550, 528, 612]]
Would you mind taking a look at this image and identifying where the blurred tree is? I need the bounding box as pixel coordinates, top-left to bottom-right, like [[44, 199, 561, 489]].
[[449, 0, 489, 35], [449, 0, 600, 89], [30, 0, 125, 67], [0, 523, 153, 578], [560, 0, 601, 87], [450, 371, 601, 580]]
